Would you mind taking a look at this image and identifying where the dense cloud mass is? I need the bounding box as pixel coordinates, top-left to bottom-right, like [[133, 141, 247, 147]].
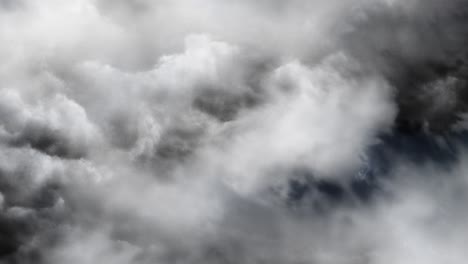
[[1, 0, 468, 263]]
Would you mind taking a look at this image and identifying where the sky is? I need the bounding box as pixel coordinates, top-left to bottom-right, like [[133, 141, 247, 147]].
[[1, 0, 468, 263]]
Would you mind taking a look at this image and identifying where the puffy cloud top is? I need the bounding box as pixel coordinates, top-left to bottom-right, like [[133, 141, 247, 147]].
[[1, 0, 468, 263]]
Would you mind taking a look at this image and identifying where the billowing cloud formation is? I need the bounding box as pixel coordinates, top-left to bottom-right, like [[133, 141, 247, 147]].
[[1, 0, 468, 263]]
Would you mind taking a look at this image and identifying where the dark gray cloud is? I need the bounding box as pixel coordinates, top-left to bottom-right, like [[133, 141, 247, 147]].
[[1, 0, 468, 263]]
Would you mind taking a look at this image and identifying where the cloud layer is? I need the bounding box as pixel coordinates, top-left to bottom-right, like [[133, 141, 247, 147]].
[[1, 0, 468, 263]]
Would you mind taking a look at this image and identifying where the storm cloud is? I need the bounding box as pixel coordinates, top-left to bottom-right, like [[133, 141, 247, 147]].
[[1, 0, 468, 263]]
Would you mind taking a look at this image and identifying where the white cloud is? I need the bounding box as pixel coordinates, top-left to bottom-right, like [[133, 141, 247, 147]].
[[0, 0, 467, 263]]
